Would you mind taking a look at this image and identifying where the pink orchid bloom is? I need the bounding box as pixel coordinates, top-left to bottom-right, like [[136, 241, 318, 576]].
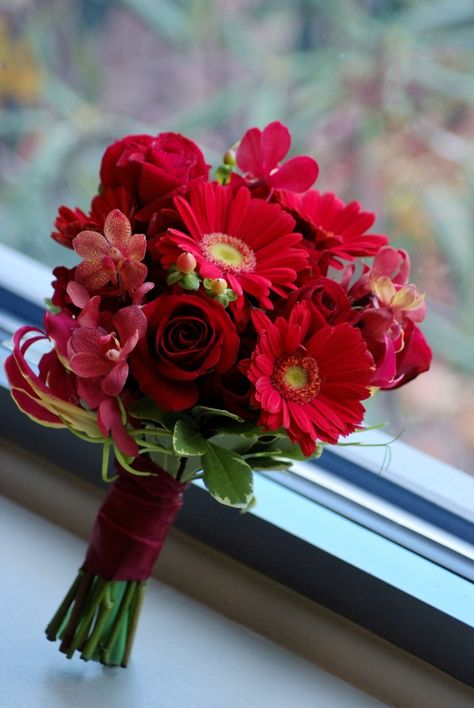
[[371, 276, 426, 325], [73, 209, 148, 293], [97, 398, 138, 458], [4, 326, 102, 439], [371, 246, 410, 287], [236, 121, 319, 193], [67, 305, 147, 397], [5, 323, 139, 457], [43, 291, 103, 367], [369, 245, 425, 324], [73, 371, 139, 458]]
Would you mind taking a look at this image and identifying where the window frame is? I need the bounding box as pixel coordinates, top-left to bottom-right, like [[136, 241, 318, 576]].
[[1, 243, 473, 688]]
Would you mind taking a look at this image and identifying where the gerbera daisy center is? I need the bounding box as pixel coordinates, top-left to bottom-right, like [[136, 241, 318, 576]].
[[316, 226, 343, 248], [201, 232, 256, 273], [272, 353, 321, 404]]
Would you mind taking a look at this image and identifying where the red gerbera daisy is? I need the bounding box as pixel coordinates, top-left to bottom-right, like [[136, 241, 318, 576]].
[[246, 302, 374, 455], [157, 183, 309, 309], [276, 189, 388, 274]]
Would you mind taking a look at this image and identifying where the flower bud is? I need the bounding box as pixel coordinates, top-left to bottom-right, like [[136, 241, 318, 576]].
[[223, 148, 237, 166], [209, 278, 228, 295], [176, 252, 197, 274]]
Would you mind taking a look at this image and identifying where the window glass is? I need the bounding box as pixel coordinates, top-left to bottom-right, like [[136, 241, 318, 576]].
[[1, 1, 472, 473]]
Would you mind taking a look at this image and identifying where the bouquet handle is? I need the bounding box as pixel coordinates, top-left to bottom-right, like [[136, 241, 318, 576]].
[[46, 463, 186, 666]]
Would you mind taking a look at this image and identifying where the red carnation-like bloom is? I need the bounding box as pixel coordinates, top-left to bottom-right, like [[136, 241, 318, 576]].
[[276, 190, 388, 274], [246, 302, 373, 455], [51, 206, 99, 249], [157, 183, 309, 309]]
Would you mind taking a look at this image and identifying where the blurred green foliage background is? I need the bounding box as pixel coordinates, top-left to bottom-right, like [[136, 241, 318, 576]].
[[1, 0, 473, 471]]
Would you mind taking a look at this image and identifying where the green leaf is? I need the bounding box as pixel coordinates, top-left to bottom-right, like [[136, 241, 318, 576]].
[[150, 449, 180, 477], [202, 443, 253, 508], [208, 432, 256, 455], [178, 456, 202, 482], [44, 297, 61, 314], [245, 456, 293, 472], [129, 399, 174, 429], [180, 272, 200, 290], [192, 405, 245, 422], [166, 270, 182, 285], [240, 495, 257, 514], [172, 419, 208, 456], [243, 449, 283, 458]]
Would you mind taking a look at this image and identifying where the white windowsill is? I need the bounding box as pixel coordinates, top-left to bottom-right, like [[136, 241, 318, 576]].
[[1, 440, 474, 708]]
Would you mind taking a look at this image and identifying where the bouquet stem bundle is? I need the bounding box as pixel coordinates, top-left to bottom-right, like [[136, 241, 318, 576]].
[[46, 572, 146, 666], [45, 462, 185, 666]]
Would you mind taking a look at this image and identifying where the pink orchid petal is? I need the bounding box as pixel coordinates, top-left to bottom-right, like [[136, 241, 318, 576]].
[[407, 300, 426, 323], [373, 246, 410, 285], [101, 361, 129, 396], [68, 327, 105, 355], [77, 295, 101, 327], [118, 260, 147, 292], [132, 281, 154, 305], [371, 335, 398, 388], [75, 260, 112, 291], [73, 230, 109, 259], [98, 398, 138, 457], [39, 350, 75, 397], [120, 331, 139, 359], [114, 306, 147, 344], [67, 281, 90, 308], [77, 377, 108, 409], [104, 209, 132, 249], [70, 352, 112, 378], [128, 233, 147, 261], [44, 311, 76, 358]]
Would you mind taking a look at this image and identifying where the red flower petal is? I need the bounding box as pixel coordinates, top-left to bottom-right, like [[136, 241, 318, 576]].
[[260, 121, 291, 169], [269, 156, 319, 192]]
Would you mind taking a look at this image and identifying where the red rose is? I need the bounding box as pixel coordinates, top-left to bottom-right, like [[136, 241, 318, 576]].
[[282, 277, 352, 325], [99, 133, 210, 218], [131, 294, 239, 411]]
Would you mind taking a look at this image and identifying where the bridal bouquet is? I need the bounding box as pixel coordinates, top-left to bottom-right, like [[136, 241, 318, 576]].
[[5, 121, 431, 667]]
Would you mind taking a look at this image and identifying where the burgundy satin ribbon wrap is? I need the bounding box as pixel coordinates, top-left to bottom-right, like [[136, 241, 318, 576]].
[[84, 460, 186, 581]]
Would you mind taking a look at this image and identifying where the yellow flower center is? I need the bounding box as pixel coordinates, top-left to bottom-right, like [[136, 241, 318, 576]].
[[284, 365, 307, 389], [272, 353, 321, 404], [201, 232, 256, 273]]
